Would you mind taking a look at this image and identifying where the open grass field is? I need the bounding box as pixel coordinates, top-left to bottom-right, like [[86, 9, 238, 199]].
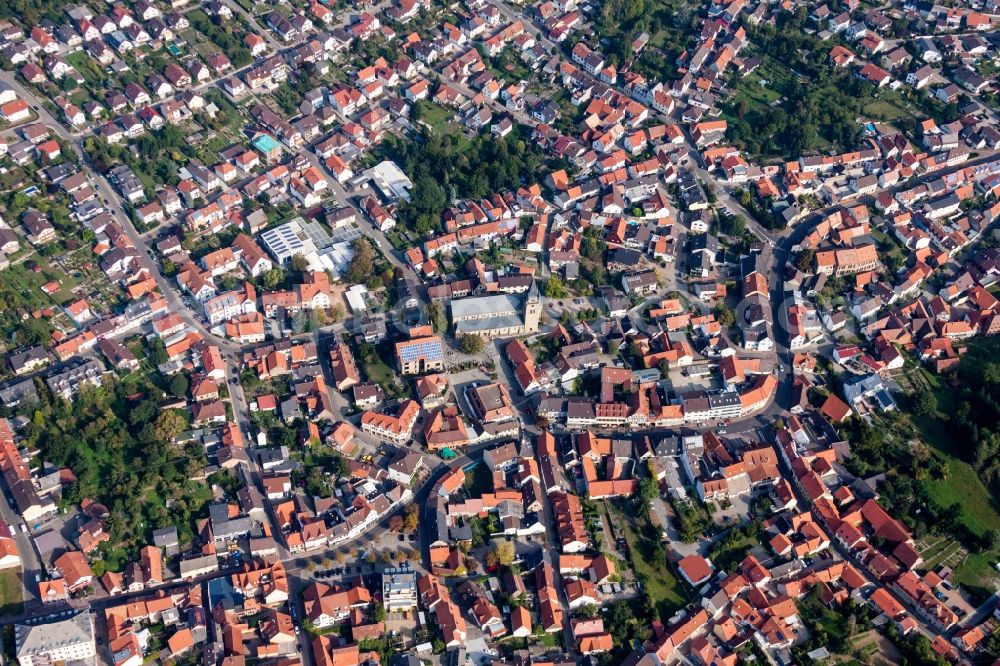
[[864, 100, 907, 122], [730, 64, 785, 108], [1, 261, 81, 306], [863, 94, 913, 123], [415, 101, 471, 146]]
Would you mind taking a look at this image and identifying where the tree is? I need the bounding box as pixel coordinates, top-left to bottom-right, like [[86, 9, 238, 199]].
[[713, 303, 735, 328], [130, 400, 158, 426], [260, 267, 284, 290], [582, 234, 605, 263], [290, 254, 310, 273], [148, 338, 169, 365], [168, 373, 189, 397], [986, 626, 1000, 659], [346, 238, 376, 285], [491, 540, 516, 567], [725, 214, 746, 237], [544, 275, 568, 299], [638, 474, 658, 502], [389, 515, 404, 532], [912, 387, 938, 417], [982, 363, 1000, 385], [331, 454, 348, 479], [458, 334, 485, 355], [795, 249, 815, 273], [428, 302, 448, 333], [147, 409, 187, 444], [18, 318, 52, 347], [403, 504, 419, 532]]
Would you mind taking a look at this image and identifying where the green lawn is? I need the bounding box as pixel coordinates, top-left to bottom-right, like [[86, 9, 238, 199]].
[[917, 370, 1000, 536], [414, 100, 469, 144], [0, 569, 23, 617], [416, 100, 450, 128], [195, 132, 237, 166], [709, 529, 761, 573], [863, 94, 911, 123], [731, 68, 783, 109], [1, 262, 81, 306], [616, 504, 687, 617], [65, 50, 105, 89], [98, 548, 131, 574], [358, 341, 406, 399]]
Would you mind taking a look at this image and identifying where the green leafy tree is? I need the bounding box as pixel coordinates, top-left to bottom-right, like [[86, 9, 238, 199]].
[[331, 454, 348, 479], [544, 276, 568, 299], [290, 254, 310, 273], [795, 249, 815, 273], [428, 302, 448, 333], [260, 267, 284, 290], [345, 238, 376, 285], [168, 373, 189, 398], [713, 303, 736, 328], [458, 334, 485, 355], [144, 409, 187, 444], [912, 387, 938, 417], [148, 339, 169, 365]]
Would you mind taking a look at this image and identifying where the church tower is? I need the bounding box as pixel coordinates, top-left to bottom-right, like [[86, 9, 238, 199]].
[[524, 280, 542, 333]]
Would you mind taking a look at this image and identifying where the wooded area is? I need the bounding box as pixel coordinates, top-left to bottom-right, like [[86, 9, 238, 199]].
[[15, 372, 210, 561], [375, 127, 546, 235]]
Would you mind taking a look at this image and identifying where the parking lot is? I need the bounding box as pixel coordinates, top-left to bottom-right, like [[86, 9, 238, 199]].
[[447, 367, 494, 421], [668, 366, 723, 394], [384, 610, 418, 649]]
